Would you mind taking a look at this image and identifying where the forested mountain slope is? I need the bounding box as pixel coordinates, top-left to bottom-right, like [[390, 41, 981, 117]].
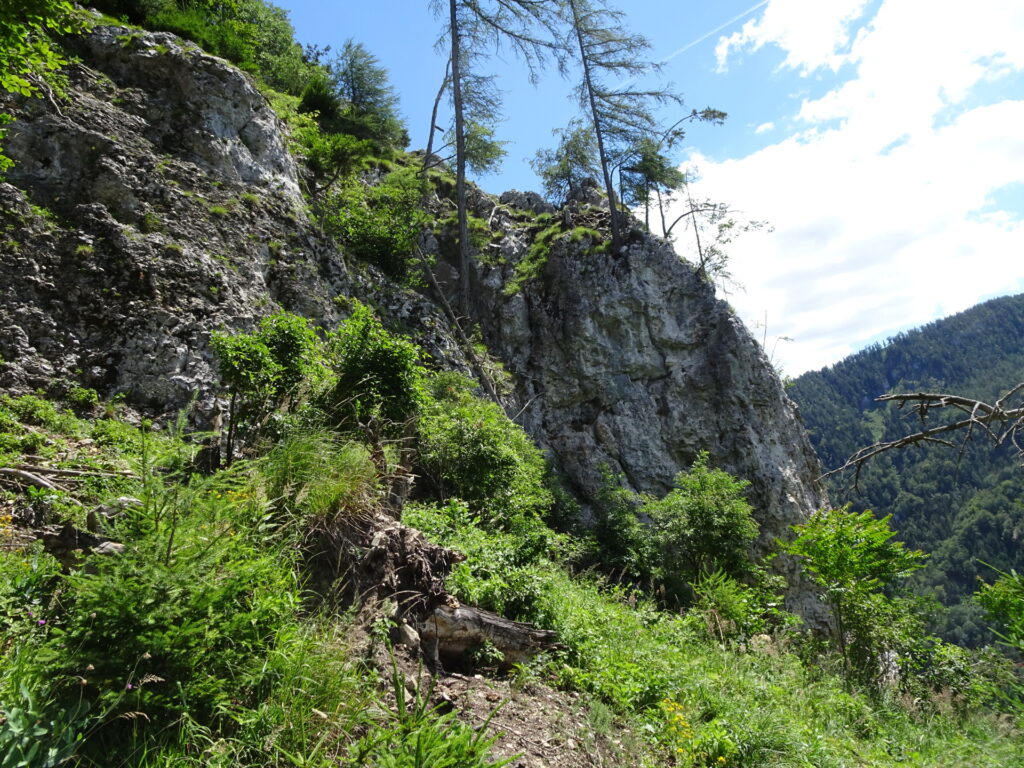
[[789, 293, 1024, 644]]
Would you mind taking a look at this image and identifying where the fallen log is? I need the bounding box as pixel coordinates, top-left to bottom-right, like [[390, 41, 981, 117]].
[[422, 603, 560, 669]]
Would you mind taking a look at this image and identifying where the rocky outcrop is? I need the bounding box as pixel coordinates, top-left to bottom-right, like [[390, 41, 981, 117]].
[[1, 25, 825, 605], [0, 25, 465, 416], [434, 203, 827, 562]]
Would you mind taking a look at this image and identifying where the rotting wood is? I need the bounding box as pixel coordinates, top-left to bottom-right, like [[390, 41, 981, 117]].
[[422, 603, 560, 668]]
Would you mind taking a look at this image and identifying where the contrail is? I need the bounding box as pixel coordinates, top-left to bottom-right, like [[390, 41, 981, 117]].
[[661, 0, 770, 63]]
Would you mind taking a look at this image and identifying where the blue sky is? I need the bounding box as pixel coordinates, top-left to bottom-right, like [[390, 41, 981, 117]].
[[279, 1, 1024, 376]]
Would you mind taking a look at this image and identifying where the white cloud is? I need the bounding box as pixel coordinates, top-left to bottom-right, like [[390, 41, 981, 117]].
[[681, 0, 1024, 375], [715, 0, 872, 73], [754, 121, 775, 134]]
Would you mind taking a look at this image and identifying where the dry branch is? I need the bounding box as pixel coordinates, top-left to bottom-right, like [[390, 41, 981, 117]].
[[15, 464, 137, 479], [823, 386, 1024, 483], [0, 467, 67, 492]]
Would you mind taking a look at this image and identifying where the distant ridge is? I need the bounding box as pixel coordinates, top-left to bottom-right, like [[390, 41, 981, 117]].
[[789, 292, 1024, 645]]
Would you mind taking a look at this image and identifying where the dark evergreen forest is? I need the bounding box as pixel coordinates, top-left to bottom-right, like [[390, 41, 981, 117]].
[[790, 292, 1024, 645]]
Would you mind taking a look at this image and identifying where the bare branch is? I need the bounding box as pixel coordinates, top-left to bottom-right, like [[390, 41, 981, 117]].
[[823, 385, 1024, 480]]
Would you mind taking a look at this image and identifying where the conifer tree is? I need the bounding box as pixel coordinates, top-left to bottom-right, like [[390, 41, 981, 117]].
[[559, 0, 723, 249], [330, 39, 406, 148], [559, 0, 665, 248], [530, 121, 599, 204], [431, 0, 560, 311]]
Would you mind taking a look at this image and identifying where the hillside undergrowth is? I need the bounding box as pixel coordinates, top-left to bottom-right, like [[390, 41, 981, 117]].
[[1, 303, 1022, 766]]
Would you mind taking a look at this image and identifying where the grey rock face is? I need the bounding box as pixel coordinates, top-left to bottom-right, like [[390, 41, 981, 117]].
[[455, 212, 827, 560], [69, 26, 302, 203], [0, 26, 465, 414]]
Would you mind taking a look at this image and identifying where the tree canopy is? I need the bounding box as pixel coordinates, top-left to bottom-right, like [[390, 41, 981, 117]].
[[0, 0, 87, 173]]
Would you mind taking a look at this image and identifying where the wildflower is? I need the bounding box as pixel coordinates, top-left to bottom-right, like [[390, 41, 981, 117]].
[[37, 619, 46, 626], [125, 683, 133, 690]]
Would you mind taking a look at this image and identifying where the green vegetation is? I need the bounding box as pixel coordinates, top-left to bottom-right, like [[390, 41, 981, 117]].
[[531, 122, 600, 205], [784, 507, 927, 689], [321, 302, 425, 436], [322, 169, 428, 281], [409, 498, 1022, 767], [3, 3, 1023, 764], [0, 391, 507, 766], [1, 307, 1022, 765], [503, 219, 606, 296], [589, 453, 759, 606], [417, 372, 551, 524], [789, 292, 1024, 645], [0, 1, 88, 174]]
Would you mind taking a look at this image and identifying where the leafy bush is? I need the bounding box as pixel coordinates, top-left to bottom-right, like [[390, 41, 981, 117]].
[[211, 311, 325, 460], [784, 506, 927, 689], [977, 568, 1024, 654], [66, 386, 100, 411], [417, 372, 552, 524], [591, 470, 653, 585], [644, 452, 759, 603], [321, 302, 425, 436], [688, 569, 791, 643], [323, 169, 428, 280], [591, 454, 759, 605]]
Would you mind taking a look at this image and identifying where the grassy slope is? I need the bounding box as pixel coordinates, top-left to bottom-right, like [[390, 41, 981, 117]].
[[0, 389, 1020, 766]]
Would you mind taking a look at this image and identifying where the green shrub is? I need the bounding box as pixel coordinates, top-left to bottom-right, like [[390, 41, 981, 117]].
[[977, 568, 1024, 654], [258, 430, 377, 522], [67, 385, 99, 411], [405, 500, 557, 624], [417, 372, 552, 524], [784, 506, 927, 689], [148, 7, 259, 73], [321, 302, 425, 437], [42, 472, 299, 741], [323, 169, 428, 280], [298, 72, 341, 124], [687, 569, 791, 643], [591, 454, 758, 605], [1, 394, 77, 434], [211, 311, 326, 460], [591, 470, 653, 586], [644, 452, 759, 603]]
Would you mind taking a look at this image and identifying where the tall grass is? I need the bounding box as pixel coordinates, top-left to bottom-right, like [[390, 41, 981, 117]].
[[409, 500, 1024, 768]]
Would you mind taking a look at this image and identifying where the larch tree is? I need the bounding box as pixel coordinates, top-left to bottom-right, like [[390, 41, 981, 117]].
[[330, 39, 406, 148], [430, 0, 561, 312], [558, 0, 725, 250], [559, 0, 669, 249], [530, 121, 600, 204]]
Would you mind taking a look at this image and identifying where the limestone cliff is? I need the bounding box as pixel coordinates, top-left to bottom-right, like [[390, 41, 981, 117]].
[[0, 26, 825, 574], [0, 25, 465, 419], [457, 215, 826, 555]]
